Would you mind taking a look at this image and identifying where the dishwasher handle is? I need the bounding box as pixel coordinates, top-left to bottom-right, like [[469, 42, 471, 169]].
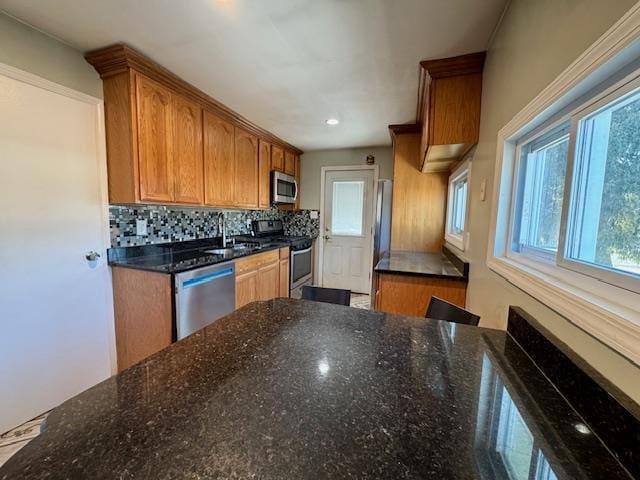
[[181, 267, 234, 289]]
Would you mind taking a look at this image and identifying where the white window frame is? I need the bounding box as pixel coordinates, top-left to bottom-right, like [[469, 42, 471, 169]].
[[487, 4, 640, 366], [508, 120, 571, 265], [557, 76, 640, 295], [445, 159, 471, 251]]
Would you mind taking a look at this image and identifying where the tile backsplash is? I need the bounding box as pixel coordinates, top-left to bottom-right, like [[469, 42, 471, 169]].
[[280, 210, 320, 238], [109, 204, 319, 247]]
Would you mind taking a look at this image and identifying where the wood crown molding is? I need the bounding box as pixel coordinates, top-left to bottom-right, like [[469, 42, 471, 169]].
[[420, 51, 486, 79], [85, 43, 303, 155], [388, 123, 421, 141]]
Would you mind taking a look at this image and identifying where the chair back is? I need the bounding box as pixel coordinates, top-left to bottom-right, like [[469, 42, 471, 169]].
[[426, 296, 480, 326], [301, 286, 351, 306]]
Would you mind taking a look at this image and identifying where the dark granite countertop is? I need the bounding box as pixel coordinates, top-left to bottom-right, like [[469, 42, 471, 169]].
[[375, 249, 467, 279], [108, 238, 288, 274], [1, 299, 633, 479]]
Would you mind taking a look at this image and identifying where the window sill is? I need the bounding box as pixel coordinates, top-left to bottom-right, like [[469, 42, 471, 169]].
[[445, 233, 465, 251], [487, 254, 640, 365]]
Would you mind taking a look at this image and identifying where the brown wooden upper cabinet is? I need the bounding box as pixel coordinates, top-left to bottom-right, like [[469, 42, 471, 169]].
[[284, 151, 296, 176], [85, 44, 302, 207], [258, 140, 272, 209], [103, 71, 207, 205], [203, 120, 259, 208], [418, 52, 485, 173], [271, 145, 284, 172], [203, 111, 235, 206], [234, 128, 259, 209], [136, 74, 175, 203], [173, 95, 204, 204]]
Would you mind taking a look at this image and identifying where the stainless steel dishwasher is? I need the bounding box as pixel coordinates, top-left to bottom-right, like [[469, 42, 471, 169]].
[[175, 261, 236, 340]]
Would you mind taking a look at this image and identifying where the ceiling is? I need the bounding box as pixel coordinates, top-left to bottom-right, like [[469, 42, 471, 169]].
[[0, 0, 507, 151]]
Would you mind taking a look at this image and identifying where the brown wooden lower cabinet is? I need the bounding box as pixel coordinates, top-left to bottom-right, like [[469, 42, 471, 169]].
[[236, 269, 259, 309], [374, 272, 467, 317], [111, 248, 291, 372], [235, 248, 290, 309], [111, 267, 173, 372], [258, 262, 279, 300]]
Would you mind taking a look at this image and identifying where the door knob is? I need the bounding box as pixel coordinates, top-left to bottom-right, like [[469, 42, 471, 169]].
[[85, 251, 101, 261], [324, 235, 330, 240]]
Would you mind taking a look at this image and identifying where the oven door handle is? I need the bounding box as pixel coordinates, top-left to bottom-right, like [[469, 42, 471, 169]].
[[292, 246, 312, 255]]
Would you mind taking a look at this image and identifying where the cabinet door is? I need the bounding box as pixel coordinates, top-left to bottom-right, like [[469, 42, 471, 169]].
[[279, 258, 290, 297], [136, 74, 174, 202], [257, 261, 279, 301], [284, 150, 295, 176], [271, 145, 284, 172], [234, 127, 259, 208], [258, 139, 271, 209], [203, 111, 235, 206], [173, 95, 203, 204], [236, 270, 258, 309]]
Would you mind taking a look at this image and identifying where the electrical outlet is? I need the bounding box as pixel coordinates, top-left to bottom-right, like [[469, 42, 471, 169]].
[[136, 219, 148, 236], [310, 210, 319, 220]]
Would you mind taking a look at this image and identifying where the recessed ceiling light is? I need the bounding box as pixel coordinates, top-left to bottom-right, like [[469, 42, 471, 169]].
[[326, 118, 339, 125]]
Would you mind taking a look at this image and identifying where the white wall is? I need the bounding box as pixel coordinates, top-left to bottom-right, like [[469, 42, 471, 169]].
[[0, 12, 102, 98], [452, 0, 640, 402], [0, 14, 114, 433], [300, 146, 392, 210]]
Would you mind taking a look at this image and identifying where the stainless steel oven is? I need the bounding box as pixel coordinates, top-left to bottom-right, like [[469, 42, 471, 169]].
[[272, 171, 298, 204], [291, 246, 312, 291]]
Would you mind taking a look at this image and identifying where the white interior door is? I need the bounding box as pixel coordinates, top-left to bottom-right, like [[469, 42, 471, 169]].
[[0, 69, 114, 434], [322, 168, 375, 293]]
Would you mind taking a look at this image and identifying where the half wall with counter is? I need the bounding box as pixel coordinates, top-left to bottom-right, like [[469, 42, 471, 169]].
[[373, 247, 469, 318]]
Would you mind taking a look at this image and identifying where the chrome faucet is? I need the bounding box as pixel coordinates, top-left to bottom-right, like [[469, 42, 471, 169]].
[[218, 212, 227, 247]]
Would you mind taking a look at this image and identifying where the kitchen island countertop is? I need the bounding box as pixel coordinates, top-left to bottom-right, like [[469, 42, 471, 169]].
[[374, 249, 467, 279], [1, 299, 634, 479]]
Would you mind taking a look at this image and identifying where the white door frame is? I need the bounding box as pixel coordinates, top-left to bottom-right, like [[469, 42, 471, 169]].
[[0, 61, 116, 374], [318, 165, 379, 291]]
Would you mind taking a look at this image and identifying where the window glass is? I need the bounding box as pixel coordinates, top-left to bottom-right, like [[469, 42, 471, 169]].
[[452, 176, 468, 234], [446, 163, 471, 250], [331, 181, 364, 236], [566, 88, 640, 278], [513, 125, 569, 254]]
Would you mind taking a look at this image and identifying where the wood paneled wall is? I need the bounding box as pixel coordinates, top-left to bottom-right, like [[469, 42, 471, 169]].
[[390, 133, 448, 252]]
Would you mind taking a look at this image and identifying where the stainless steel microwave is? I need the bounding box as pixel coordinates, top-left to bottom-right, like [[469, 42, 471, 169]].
[[272, 171, 298, 204]]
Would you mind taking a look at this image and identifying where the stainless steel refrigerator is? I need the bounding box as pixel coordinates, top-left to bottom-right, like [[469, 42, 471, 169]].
[[370, 179, 393, 300]]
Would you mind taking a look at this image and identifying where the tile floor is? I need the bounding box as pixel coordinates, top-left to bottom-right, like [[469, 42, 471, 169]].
[[0, 413, 48, 467], [350, 294, 371, 309]]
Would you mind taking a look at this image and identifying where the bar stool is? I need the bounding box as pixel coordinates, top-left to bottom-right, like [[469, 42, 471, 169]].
[[301, 286, 351, 306]]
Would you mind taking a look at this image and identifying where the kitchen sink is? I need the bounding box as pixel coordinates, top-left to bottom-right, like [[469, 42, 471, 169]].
[[204, 248, 236, 258], [204, 245, 249, 258]]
